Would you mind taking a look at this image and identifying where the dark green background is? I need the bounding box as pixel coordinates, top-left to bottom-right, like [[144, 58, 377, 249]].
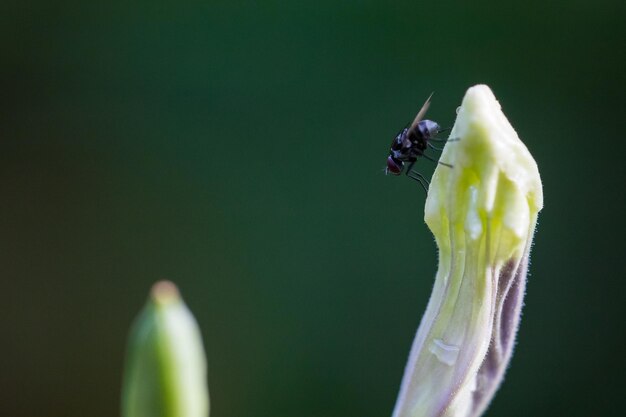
[[2, 1, 625, 416]]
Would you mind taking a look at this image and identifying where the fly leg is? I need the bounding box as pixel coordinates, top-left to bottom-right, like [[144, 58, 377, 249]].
[[429, 137, 460, 142], [404, 161, 429, 192], [422, 153, 453, 168], [428, 142, 444, 152], [428, 138, 460, 151]]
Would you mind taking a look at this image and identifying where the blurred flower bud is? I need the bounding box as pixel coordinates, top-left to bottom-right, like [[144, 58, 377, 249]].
[[392, 85, 543, 417], [122, 281, 209, 417]]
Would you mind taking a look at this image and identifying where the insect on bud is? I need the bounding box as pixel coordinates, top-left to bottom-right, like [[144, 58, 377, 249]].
[[392, 85, 543, 417]]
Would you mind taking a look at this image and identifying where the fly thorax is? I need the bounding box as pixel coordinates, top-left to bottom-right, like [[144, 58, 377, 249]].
[[391, 128, 409, 151]]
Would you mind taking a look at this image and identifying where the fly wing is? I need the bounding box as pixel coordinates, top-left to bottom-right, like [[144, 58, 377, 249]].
[[409, 92, 434, 132]]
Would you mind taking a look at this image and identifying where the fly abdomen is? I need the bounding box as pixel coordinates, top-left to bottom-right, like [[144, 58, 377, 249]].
[[417, 119, 441, 140]]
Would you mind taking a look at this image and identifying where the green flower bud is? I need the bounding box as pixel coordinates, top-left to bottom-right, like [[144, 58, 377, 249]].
[[392, 85, 543, 417], [122, 281, 209, 417]]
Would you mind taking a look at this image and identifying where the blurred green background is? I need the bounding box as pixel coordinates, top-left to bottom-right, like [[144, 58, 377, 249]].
[[1, 1, 625, 416]]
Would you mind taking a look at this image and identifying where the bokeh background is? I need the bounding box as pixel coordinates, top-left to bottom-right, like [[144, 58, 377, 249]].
[[2, 1, 625, 416]]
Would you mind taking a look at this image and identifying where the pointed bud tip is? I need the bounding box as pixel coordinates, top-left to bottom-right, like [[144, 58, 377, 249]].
[[150, 280, 181, 306]]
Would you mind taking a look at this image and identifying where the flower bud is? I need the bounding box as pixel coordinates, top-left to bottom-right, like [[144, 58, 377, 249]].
[[122, 281, 209, 417], [392, 85, 543, 417]]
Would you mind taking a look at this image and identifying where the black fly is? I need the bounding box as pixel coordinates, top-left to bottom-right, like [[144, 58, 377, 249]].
[[385, 94, 453, 191]]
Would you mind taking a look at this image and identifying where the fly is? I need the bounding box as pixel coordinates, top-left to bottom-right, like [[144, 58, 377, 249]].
[[385, 93, 454, 191]]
